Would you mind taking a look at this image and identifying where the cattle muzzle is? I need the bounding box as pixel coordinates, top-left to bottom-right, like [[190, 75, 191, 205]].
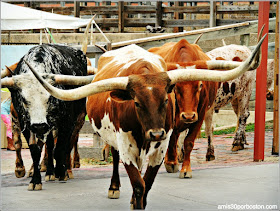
[[180, 112, 198, 123], [30, 123, 49, 139], [145, 129, 166, 141]]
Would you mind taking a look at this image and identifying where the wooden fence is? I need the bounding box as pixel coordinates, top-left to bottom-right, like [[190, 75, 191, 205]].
[[4, 1, 277, 32]]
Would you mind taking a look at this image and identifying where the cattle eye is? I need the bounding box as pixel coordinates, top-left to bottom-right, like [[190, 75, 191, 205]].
[[135, 102, 140, 108], [165, 99, 168, 105], [199, 83, 203, 89]]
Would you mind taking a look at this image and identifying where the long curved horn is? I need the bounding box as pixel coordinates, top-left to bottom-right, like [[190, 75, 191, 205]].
[[1, 77, 15, 88], [1, 73, 94, 89], [193, 33, 203, 44], [50, 74, 95, 85], [168, 34, 266, 84], [222, 39, 226, 46], [250, 24, 265, 70], [205, 60, 242, 70], [258, 25, 265, 42], [24, 60, 128, 101], [23, 61, 94, 85], [207, 28, 266, 71], [81, 15, 96, 54]]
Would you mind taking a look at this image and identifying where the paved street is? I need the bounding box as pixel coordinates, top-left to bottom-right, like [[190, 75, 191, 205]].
[[1, 164, 279, 210], [1, 130, 279, 210]]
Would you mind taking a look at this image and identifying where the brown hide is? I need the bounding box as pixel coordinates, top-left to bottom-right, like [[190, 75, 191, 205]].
[[149, 39, 218, 126]]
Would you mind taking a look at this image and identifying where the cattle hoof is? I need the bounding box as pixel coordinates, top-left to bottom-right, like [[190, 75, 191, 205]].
[[179, 171, 192, 179], [164, 163, 179, 173], [40, 164, 47, 172], [28, 183, 42, 191], [58, 176, 68, 182], [27, 170, 34, 178], [15, 167, 26, 178], [45, 175, 55, 182], [231, 144, 244, 152], [206, 154, 215, 161], [73, 161, 80, 169], [67, 171, 74, 179], [108, 189, 120, 199]]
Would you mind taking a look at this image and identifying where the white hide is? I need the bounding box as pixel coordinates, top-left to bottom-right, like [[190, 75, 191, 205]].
[[206, 45, 255, 110], [16, 75, 51, 127], [91, 113, 172, 171], [101, 44, 166, 73]]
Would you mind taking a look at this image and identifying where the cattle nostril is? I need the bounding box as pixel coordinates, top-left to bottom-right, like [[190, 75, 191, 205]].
[[160, 130, 165, 138], [182, 114, 187, 119], [192, 113, 196, 120], [150, 131, 155, 139], [148, 129, 166, 141], [31, 123, 49, 135]]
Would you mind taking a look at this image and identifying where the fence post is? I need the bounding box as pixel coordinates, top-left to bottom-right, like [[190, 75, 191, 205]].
[[156, 1, 163, 28], [118, 1, 124, 32], [210, 1, 217, 27], [254, 1, 270, 161], [240, 34, 250, 46], [74, 1, 80, 18], [272, 1, 279, 155], [74, 1, 80, 33], [174, 2, 184, 32]]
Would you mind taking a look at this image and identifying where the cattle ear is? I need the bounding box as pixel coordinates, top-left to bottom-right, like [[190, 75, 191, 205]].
[[110, 90, 133, 102], [167, 84, 175, 93]]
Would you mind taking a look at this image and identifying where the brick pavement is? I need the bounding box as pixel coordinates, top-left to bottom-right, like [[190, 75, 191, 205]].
[[1, 130, 278, 175]]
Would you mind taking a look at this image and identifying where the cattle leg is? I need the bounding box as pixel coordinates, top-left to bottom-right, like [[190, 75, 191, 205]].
[[40, 145, 48, 172], [12, 113, 25, 178], [73, 138, 80, 168], [108, 147, 121, 199], [45, 133, 55, 181], [180, 121, 203, 179], [66, 132, 79, 179], [26, 132, 43, 191], [164, 131, 180, 173], [29, 144, 48, 177], [54, 133, 68, 181], [27, 141, 46, 177], [66, 140, 74, 179], [143, 163, 162, 209], [124, 164, 145, 209], [67, 111, 86, 177], [231, 97, 250, 151], [204, 107, 215, 161]]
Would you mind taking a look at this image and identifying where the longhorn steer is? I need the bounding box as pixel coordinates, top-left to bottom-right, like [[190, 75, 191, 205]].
[[1, 44, 94, 190], [1, 16, 96, 180], [205, 44, 255, 153], [28, 39, 264, 208], [2, 59, 88, 179], [148, 34, 264, 178], [149, 39, 220, 178]]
